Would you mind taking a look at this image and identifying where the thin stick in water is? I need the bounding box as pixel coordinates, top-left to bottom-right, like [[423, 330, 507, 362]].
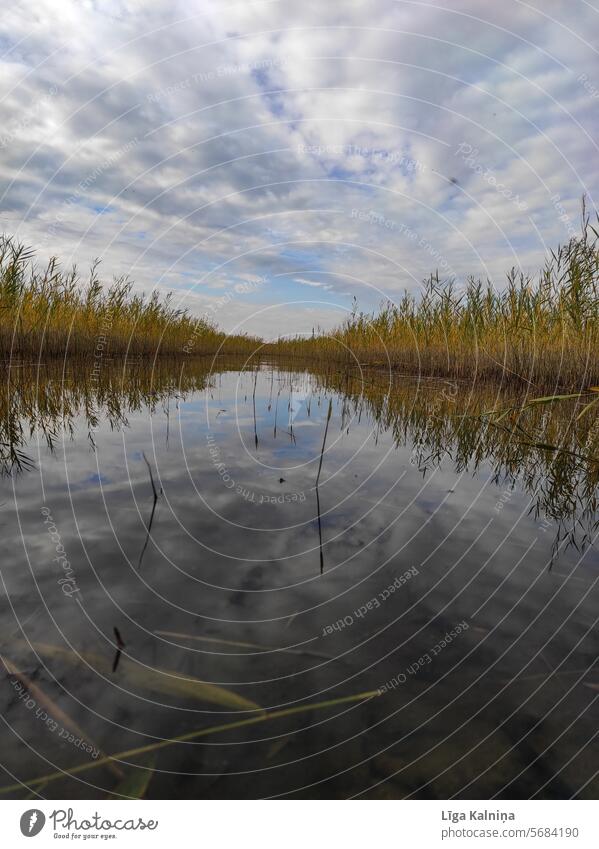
[[316, 398, 333, 488], [138, 452, 160, 569]]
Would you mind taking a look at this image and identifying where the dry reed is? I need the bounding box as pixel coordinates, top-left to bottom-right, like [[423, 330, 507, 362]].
[[267, 204, 599, 390], [0, 237, 259, 359]]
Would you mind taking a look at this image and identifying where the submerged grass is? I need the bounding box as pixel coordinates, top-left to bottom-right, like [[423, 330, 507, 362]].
[[267, 204, 599, 390], [21, 640, 263, 713], [0, 689, 380, 796], [0, 654, 123, 781], [0, 236, 258, 359]]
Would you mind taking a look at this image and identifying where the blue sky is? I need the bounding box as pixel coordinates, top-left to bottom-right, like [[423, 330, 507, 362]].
[[1, 0, 598, 338]]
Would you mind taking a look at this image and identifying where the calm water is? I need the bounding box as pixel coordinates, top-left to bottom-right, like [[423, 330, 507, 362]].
[[1, 358, 598, 799]]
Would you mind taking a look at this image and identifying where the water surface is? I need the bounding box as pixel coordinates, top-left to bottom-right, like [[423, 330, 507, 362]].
[[1, 358, 598, 799]]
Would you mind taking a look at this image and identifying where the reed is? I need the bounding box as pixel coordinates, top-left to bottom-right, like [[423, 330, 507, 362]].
[[4, 203, 599, 389], [0, 237, 259, 359], [267, 204, 599, 390]]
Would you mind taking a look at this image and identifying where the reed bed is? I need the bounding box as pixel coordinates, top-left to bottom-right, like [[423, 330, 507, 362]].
[[267, 207, 599, 390], [0, 237, 259, 359], [4, 205, 599, 389]]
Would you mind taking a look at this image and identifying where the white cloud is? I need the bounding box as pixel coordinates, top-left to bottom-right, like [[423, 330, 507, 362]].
[[1, 0, 598, 337], [294, 277, 333, 290]]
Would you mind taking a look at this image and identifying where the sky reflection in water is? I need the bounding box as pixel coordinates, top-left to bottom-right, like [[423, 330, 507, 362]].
[[1, 359, 598, 799]]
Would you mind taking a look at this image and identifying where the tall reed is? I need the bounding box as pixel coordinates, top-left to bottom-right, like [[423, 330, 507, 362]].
[[267, 205, 599, 389], [0, 237, 259, 359]]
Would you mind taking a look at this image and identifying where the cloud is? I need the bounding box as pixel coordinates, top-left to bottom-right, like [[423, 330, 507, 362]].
[[1, 0, 598, 337], [294, 277, 333, 290]]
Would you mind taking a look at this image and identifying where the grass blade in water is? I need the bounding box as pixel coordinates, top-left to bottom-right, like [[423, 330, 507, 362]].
[[153, 630, 332, 661], [0, 689, 380, 794], [106, 756, 156, 799], [21, 641, 261, 713], [1, 654, 123, 779]]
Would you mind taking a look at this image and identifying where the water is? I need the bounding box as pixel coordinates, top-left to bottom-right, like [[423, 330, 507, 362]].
[[1, 358, 598, 799]]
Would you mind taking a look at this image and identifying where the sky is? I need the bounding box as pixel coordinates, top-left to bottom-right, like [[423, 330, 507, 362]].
[[1, 0, 599, 339]]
